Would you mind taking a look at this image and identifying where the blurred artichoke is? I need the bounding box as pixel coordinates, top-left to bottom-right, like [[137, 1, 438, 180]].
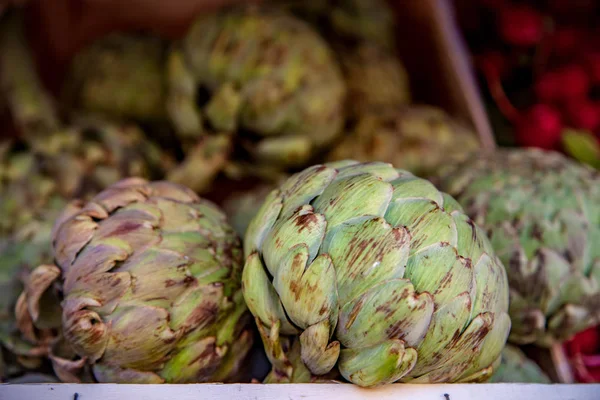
[[276, 0, 408, 117], [62, 34, 167, 121], [17, 178, 253, 383], [340, 42, 410, 117], [489, 345, 551, 383], [242, 160, 510, 387], [328, 106, 479, 178], [167, 5, 346, 168], [439, 149, 600, 346], [278, 0, 396, 50], [326, 0, 396, 49]]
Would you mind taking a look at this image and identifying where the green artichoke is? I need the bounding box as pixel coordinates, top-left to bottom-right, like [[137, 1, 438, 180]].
[[60, 31, 233, 194], [439, 148, 600, 346], [328, 106, 480, 178], [242, 160, 510, 387], [326, 0, 396, 50], [62, 34, 167, 122], [277, 0, 396, 50], [276, 0, 407, 117], [340, 42, 410, 117], [18, 178, 252, 383], [167, 5, 346, 168], [489, 345, 551, 383]]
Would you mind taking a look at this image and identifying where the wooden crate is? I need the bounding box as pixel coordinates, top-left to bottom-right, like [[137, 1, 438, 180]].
[[2, 383, 599, 399]]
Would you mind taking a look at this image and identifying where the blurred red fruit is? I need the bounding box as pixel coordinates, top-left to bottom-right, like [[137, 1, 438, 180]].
[[548, 0, 597, 17], [476, 51, 508, 79], [515, 104, 563, 149], [584, 53, 600, 84], [534, 71, 562, 103], [552, 28, 584, 58], [498, 5, 544, 47], [556, 65, 590, 100], [566, 100, 600, 131], [567, 326, 599, 355]]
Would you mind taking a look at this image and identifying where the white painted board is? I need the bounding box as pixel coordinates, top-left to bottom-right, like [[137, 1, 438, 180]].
[[1, 383, 599, 400]]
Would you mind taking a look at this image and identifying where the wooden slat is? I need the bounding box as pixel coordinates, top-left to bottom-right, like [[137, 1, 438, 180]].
[[392, 0, 496, 150], [1, 383, 599, 400]]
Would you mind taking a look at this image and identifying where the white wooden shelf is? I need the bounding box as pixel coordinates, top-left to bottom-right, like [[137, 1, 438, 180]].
[[1, 383, 598, 400]]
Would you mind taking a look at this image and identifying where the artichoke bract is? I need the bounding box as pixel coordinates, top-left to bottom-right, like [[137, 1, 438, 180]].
[[340, 42, 410, 117], [328, 106, 480, 178], [19, 178, 252, 383], [167, 5, 346, 168], [62, 34, 167, 121], [278, 0, 396, 50], [242, 160, 510, 387], [439, 149, 600, 346], [489, 345, 551, 383]]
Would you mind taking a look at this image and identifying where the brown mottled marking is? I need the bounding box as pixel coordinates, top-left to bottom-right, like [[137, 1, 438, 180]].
[[289, 280, 301, 301], [146, 296, 168, 302], [295, 213, 319, 232], [345, 297, 365, 330], [111, 278, 122, 287], [386, 318, 407, 339], [105, 221, 142, 237], [318, 303, 328, 316], [187, 303, 220, 331], [466, 219, 478, 242], [164, 336, 177, 344], [165, 279, 176, 288], [188, 342, 216, 366]]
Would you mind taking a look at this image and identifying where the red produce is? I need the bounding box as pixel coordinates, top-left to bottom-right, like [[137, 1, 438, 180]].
[[476, 51, 508, 79], [556, 65, 590, 100], [565, 326, 600, 383], [566, 100, 600, 131], [551, 27, 584, 58], [548, 0, 598, 18], [534, 71, 562, 103], [567, 327, 600, 355], [584, 53, 600, 85], [498, 5, 544, 47], [515, 104, 563, 149]]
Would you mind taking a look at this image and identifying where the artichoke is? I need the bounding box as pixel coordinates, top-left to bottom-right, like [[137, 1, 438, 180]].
[[62, 34, 167, 122], [277, 0, 396, 50], [328, 106, 480, 178], [167, 5, 346, 168], [18, 178, 253, 383], [489, 345, 551, 383], [0, 120, 171, 380], [339, 42, 410, 117], [60, 32, 233, 194], [276, 0, 408, 117], [439, 148, 600, 346], [242, 160, 510, 387]]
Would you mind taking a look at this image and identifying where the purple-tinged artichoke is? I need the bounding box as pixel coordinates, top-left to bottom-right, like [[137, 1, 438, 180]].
[[18, 179, 252, 383]]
